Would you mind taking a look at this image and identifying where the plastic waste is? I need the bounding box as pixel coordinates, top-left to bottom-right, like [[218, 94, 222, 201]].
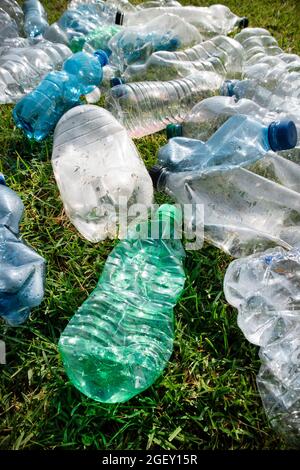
[[70, 24, 121, 54], [150, 119, 299, 257], [0, 40, 72, 104], [224, 247, 300, 447], [106, 71, 223, 138], [59, 204, 186, 403], [138, 0, 182, 8], [108, 13, 201, 70], [124, 35, 244, 82], [13, 49, 108, 141], [23, 0, 48, 38], [51, 105, 153, 242], [0, 0, 24, 29], [0, 175, 46, 326], [0, 8, 20, 44], [123, 4, 248, 38]]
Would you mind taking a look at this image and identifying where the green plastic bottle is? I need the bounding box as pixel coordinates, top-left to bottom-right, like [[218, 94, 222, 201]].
[[59, 205, 186, 403], [70, 24, 121, 54]]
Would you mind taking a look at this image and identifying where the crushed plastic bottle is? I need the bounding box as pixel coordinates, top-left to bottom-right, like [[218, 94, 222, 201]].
[[59, 204, 186, 403], [0, 0, 24, 29], [0, 8, 20, 44], [0, 40, 72, 104], [108, 13, 201, 70], [44, 0, 124, 45], [224, 247, 300, 447], [150, 119, 299, 257], [51, 105, 153, 242], [124, 35, 244, 82], [0, 175, 46, 326], [123, 4, 248, 38], [23, 0, 49, 38], [160, 115, 297, 174], [234, 28, 300, 99], [70, 24, 121, 54], [106, 71, 223, 138], [13, 49, 108, 141]]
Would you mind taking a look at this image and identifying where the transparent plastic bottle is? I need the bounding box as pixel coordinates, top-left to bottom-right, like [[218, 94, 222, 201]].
[[0, 9, 19, 44], [0, 175, 46, 326], [52, 105, 153, 242], [59, 204, 186, 403], [150, 121, 299, 257], [70, 24, 121, 54], [138, 0, 182, 8], [1, 0, 24, 29], [23, 0, 49, 38], [0, 40, 72, 104], [159, 115, 297, 174], [108, 13, 201, 70], [123, 4, 248, 38], [13, 49, 108, 141], [124, 35, 244, 82], [224, 247, 300, 447], [106, 71, 223, 138], [44, 1, 124, 45]]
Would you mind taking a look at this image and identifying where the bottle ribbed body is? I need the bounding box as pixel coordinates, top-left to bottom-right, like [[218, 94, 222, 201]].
[[23, 0, 48, 38], [106, 72, 223, 137], [59, 206, 186, 403]]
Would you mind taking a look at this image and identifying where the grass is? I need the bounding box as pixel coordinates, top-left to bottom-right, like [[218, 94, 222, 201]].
[[0, 0, 299, 451]]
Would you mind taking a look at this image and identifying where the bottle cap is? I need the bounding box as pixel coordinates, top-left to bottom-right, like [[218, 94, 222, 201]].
[[220, 80, 237, 97], [94, 50, 109, 67], [149, 165, 166, 190], [166, 123, 183, 139], [0, 173, 6, 185], [268, 120, 297, 152], [110, 77, 125, 87], [115, 11, 124, 25], [238, 17, 249, 29], [156, 204, 182, 225]]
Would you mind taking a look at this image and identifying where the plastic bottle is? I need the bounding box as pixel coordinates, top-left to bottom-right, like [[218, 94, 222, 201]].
[[44, 1, 124, 45], [150, 121, 299, 257], [51, 105, 153, 242], [160, 115, 297, 174], [123, 4, 248, 38], [0, 41, 72, 104], [106, 71, 223, 138], [234, 28, 300, 99], [0, 175, 46, 326], [0, 9, 19, 43], [23, 0, 49, 38], [70, 24, 121, 54], [59, 204, 186, 403], [138, 0, 182, 8], [13, 49, 108, 141], [124, 35, 244, 82], [224, 247, 300, 447], [108, 13, 201, 70], [0, 0, 24, 29]]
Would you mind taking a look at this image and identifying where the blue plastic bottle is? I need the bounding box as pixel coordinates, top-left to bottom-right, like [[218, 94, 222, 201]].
[[160, 114, 297, 174], [13, 50, 108, 141], [0, 175, 46, 326], [23, 0, 49, 38]]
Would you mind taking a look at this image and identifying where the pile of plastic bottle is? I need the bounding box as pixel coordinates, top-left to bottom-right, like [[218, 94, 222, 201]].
[[1, 0, 300, 447]]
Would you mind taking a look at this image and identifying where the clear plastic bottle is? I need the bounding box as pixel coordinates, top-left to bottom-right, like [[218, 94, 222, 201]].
[[1, 0, 24, 29], [70, 24, 121, 54], [124, 35, 244, 82], [159, 115, 297, 174], [108, 13, 201, 70], [23, 0, 49, 38], [52, 105, 153, 242], [0, 175, 46, 326], [123, 4, 248, 38], [59, 204, 186, 403], [224, 247, 300, 447], [0, 40, 72, 104], [0, 8, 19, 44], [138, 0, 182, 8], [106, 71, 223, 138], [13, 49, 108, 141], [150, 120, 299, 257]]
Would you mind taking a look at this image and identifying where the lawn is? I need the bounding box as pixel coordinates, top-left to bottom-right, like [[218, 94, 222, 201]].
[[0, 0, 299, 450]]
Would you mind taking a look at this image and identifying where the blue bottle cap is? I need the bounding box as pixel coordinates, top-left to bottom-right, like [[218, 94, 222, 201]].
[[0, 173, 6, 185], [110, 77, 125, 87], [166, 124, 183, 139], [220, 80, 237, 97], [268, 120, 298, 152], [94, 50, 109, 67]]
